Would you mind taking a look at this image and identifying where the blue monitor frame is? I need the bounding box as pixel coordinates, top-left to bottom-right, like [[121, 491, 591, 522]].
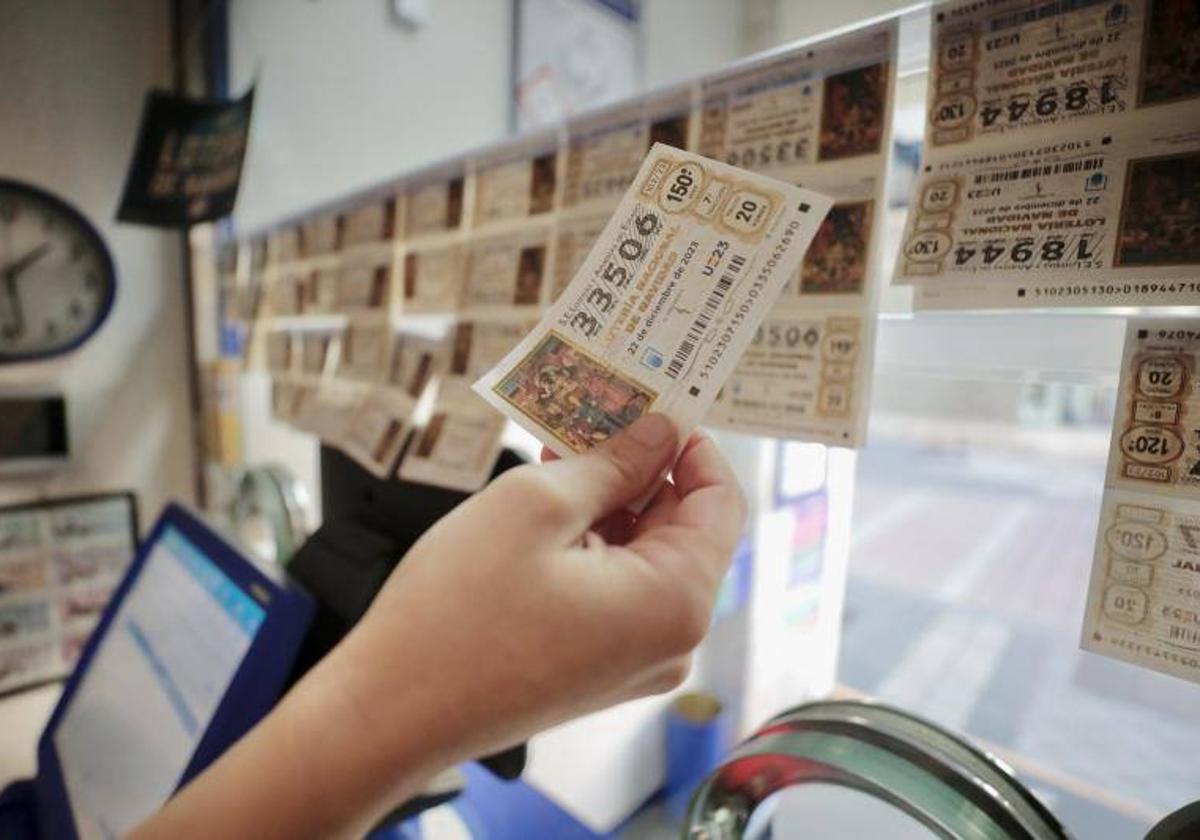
[[32, 502, 315, 839]]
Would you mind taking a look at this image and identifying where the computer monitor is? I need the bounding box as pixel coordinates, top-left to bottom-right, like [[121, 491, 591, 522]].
[[31, 504, 314, 839]]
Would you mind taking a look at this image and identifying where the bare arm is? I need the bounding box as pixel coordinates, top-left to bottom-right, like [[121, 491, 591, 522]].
[[132, 414, 746, 839]]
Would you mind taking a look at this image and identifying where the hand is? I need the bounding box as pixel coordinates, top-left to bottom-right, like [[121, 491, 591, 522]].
[[339, 412, 747, 763], [134, 414, 747, 839]]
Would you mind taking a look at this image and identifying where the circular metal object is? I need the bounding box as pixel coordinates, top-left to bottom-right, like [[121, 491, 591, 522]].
[[684, 699, 1069, 840]]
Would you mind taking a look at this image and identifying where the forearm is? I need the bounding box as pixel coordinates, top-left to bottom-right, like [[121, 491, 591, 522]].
[[131, 637, 449, 839]]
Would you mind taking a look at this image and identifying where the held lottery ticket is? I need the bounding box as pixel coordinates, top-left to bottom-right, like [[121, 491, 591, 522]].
[[472, 144, 832, 456], [1082, 319, 1200, 683]]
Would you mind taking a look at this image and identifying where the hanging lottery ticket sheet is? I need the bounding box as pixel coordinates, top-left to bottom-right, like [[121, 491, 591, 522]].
[[1082, 319, 1200, 684], [700, 19, 897, 446], [473, 143, 832, 456], [900, 0, 1200, 310], [561, 88, 694, 213], [398, 381, 507, 492]]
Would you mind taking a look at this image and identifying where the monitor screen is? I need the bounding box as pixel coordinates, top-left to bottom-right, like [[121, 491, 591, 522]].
[[52, 525, 266, 838]]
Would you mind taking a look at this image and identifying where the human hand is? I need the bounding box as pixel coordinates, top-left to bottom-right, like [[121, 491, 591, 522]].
[[133, 415, 747, 840], [335, 413, 748, 767]]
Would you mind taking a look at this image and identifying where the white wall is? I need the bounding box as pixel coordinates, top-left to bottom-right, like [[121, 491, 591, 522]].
[[229, 0, 751, 232], [0, 0, 196, 520], [746, 0, 918, 52], [641, 0, 745, 89], [228, 0, 514, 233]]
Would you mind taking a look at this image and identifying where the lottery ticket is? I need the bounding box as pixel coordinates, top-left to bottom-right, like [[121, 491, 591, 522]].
[[340, 196, 399, 248], [300, 212, 340, 256], [386, 332, 443, 400], [927, 0, 1200, 149], [290, 381, 361, 440], [1105, 320, 1200, 497], [473, 144, 832, 455], [267, 270, 307, 316], [405, 175, 464, 239], [398, 382, 506, 492], [707, 312, 868, 445], [401, 243, 465, 314], [308, 267, 339, 313], [300, 331, 337, 378], [550, 213, 610, 305], [472, 143, 559, 227], [342, 390, 417, 478], [563, 90, 693, 211], [899, 124, 1200, 307], [1082, 318, 1200, 683], [698, 24, 893, 176], [268, 225, 302, 265], [907, 0, 1200, 309], [701, 20, 896, 446], [447, 317, 538, 382], [1083, 490, 1200, 683], [461, 227, 553, 314], [335, 259, 391, 311], [336, 318, 391, 383]]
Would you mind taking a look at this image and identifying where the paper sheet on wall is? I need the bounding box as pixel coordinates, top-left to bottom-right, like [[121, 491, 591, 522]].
[[398, 381, 506, 492], [700, 20, 897, 446], [902, 0, 1200, 309], [1082, 318, 1200, 684]]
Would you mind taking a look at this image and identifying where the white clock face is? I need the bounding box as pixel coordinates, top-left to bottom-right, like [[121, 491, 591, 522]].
[[0, 180, 116, 361]]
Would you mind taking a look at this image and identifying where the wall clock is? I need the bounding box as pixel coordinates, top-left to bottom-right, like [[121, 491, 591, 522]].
[[0, 178, 117, 363]]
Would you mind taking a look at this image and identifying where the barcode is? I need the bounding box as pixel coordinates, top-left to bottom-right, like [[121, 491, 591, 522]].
[[988, 0, 1107, 32], [665, 254, 745, 380], [972, 157, 1102, 185]]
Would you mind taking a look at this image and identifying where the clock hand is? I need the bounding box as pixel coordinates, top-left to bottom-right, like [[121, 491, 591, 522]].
[[0, 243, 50, 338], [2, 273, 24, 337], [1, 241, 51, 282]]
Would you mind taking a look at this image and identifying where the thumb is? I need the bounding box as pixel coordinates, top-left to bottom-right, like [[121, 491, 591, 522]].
[[540, 413, 678, 532]]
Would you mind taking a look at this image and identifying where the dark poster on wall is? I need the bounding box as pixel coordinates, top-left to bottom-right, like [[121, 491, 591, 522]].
[[116, 88, 255, 227]]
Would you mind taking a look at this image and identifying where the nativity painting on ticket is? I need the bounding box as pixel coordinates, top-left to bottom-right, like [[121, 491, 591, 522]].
[[493, 332, 656, 452], [800, 200, 873, 294]]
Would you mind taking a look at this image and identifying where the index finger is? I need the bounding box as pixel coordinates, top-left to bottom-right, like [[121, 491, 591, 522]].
[[626, 433, 746, 584], [669, 433, 747, 546]]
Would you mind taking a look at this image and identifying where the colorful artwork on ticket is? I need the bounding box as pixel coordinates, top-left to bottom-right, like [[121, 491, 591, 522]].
[[1139, 0, 1200, 107], [493, 331, 656, 452], [800, 201, 873, 294], [818, 63, 889, 161], [1115, 151, 1200, 267]]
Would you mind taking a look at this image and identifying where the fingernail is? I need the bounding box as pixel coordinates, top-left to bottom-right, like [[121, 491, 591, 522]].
[[625, 413, 675, 449]]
